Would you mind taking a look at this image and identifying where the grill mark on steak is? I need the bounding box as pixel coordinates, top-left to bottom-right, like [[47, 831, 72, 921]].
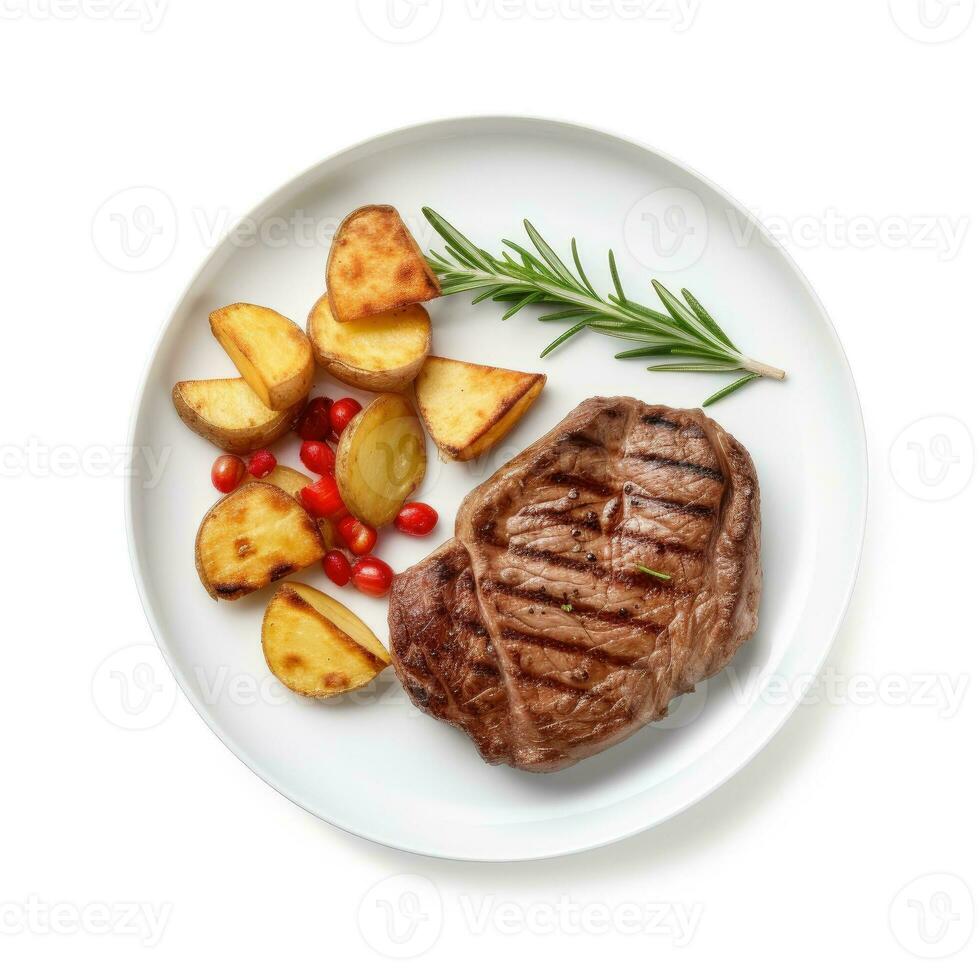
[[546, 472, 616, 497], [625, 451, 725, 483], [388, 398, 762, 773], [641, 413, 680, 429], [513, 508, 602, 532], [557, 431, 604, 450], [615, 530, 706, 557], [482, 580, 666, 634], [628, 494, 716, 519], [508, 544, 609, 577], [460, 619, 490, 638], [500, 628, 643, 666]]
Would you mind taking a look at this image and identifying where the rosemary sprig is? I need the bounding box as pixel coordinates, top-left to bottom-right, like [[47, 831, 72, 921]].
[[636, 564, 672, 581], [422, 208, 786, 407]]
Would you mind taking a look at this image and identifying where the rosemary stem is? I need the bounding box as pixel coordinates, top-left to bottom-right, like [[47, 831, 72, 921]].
[[740, 358, 786, 381]]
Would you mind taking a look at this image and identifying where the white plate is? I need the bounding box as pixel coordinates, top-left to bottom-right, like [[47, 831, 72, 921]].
[[127, 117, 866, 862]]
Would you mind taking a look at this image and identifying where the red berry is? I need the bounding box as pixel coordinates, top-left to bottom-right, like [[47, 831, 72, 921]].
[[299, 474, 349, 522], [247, 449, 277, 478], [395, 501, 439, 536], [330, 397, 362, 437], [351, 556, 394, 598], [337, 515, 378, 556], [295, 397, 334, 441], [299, 440, 336, 475], [323, 550, 352, 587], [211, 454, 245, 493]]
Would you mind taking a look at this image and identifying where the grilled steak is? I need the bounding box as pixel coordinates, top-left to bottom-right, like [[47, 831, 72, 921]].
[[388, 397, 761, 772]]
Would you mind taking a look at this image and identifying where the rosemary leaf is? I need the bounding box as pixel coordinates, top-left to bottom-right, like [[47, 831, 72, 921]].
[[702, 372, 762, 406], [421, 208, 786, 407]]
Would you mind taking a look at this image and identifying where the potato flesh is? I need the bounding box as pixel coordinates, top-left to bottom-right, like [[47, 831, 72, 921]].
[[327, 206, 440, 322], [335, 394, 426, 527], [195, 483, 325, 600], [288, 583, 390, 664], [243, 466, 336, 549], [210, 303, 314, 411], [307, 293, 431, 391], [262, 584, 388, 698], [414, 356, 546, 460], [172, 378, 301, 453]]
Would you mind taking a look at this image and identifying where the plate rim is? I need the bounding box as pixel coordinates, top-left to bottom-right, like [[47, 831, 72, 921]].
[[125, 113, 869, 862]]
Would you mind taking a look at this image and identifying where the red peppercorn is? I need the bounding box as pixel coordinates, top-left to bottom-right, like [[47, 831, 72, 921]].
[[336, 515, 378, 557], [394, 501, 439, 536], [351, 556, 394, 598], [211, 454, 246, 493], [323, 550, 352, 587], [299, 440, 335, 475], [299, 474, 349, 522], [295, 397, 334, 441], [330, 397, 362, 438], [247, 449, 277, 478]]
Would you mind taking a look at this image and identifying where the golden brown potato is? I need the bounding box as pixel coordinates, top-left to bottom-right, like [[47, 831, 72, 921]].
[[242, 464, 336, 549], [262, 582, 389, 699], [326, 205, 440, 322], [210, 303, 314, 411], [414, 356, 546, 461], [195, 482, 325, 600], [307, 292, 431, 392], [172, 378, 305, 454], [335, 393, 426, 527]]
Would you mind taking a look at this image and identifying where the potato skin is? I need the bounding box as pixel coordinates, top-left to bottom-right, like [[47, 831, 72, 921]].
[[172, 380, 305, 454], [307, 293, 431, 393], [334, 394, 426, 527]]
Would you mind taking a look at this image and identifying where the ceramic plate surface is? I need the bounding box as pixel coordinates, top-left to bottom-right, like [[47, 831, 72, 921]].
[[127, 117, 866, 861]]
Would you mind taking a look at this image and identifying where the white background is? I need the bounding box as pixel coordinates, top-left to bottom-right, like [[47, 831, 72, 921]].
[[1, 0, 977, 975]]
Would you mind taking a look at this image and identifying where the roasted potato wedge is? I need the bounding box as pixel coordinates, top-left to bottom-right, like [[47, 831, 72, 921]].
[[172, 378, 304, 454], [335, 393, 426, 527], [210, 303, 314, 411], [326, 205, 440, 322], [195, 482, 325, 600], [262, 582, 389, 699], [307, 292, 431, 392], [415, 356, 546, 461], [243, 464, 336, 549]]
